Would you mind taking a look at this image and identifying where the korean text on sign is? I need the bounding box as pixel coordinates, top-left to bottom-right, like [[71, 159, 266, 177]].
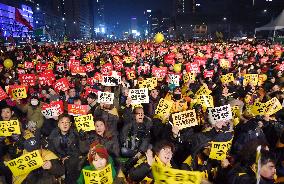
[[83, 164, 113, 184], [208, 105, 232, 124], [11, 87, 27, 100], [172, 110, 198, 130], [154, 98, 173, 122], [209, 141, 232, 160], [74, 114, 95, 132], [0, 120, 21, 136], [68, 104, 88, 116], [98, 91, 114, 105], [5, 150, 44, 176], [152, 163, 202, 184], [128, 88, 149, 104]]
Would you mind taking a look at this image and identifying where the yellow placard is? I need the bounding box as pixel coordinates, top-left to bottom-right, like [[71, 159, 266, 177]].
[[220, 59, 230, 68], [265, 97, 282, 116], [155, 98, 173, 122], [258, 74, 267, 85], [195, 85, 212, 96], [231, 106, 241, 126], [5, 150, 44, 176], [74, 114, 95, 132], [12, 87, 27, 100], [138, 78, 157, 90], [127, 70, 136, 80], [195, 95, 214, 109], [172, 110, 198, 130], [183, 73, 196, 83], [251, 102, 267, 116], [152, 163, 202, 184], [83, 164, 113, 184], [47, 62, 54, 70], [220, 73, 234, 84], [0, 120, 21, 136], [243, 74, 259, 86], [209, 141, 232, 161]]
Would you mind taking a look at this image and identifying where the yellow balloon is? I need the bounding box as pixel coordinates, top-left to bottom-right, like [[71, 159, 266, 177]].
[[174, 63, 182, 73], [4, 59, 13, 69], [154, 33, 164, 44]]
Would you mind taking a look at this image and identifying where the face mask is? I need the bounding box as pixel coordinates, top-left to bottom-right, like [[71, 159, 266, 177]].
[[31, 99, 39, 106]]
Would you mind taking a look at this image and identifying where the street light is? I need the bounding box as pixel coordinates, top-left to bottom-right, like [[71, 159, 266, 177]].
[[263, 9, 267, 13], [223, 17, 227, 21], [36, 7, 40, 11], [73, 21, 76, 24], [62, 17, 65, 21]]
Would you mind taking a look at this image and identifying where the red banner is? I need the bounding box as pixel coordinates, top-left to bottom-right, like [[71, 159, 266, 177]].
[[24, 62, 34, 69], [0, 87, 8, 101]]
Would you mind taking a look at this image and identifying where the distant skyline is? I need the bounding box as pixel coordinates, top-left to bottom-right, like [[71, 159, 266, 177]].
[[104, 0, 172, 33]]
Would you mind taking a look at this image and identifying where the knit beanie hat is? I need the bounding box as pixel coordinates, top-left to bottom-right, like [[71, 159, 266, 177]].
[[88, 142, 109, 164]]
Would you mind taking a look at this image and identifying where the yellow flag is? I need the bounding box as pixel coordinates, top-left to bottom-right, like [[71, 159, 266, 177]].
[[0, 120, 21, 136], [83, 164, 113, 184], [5, 150, 44, 176], [195, 85, 212, 96]]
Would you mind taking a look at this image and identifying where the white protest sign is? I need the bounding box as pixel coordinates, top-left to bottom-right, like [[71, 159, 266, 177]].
[[168, 74, 180, 86], [98, 91, 114, 104], [128, 88, 149, 104], [208, 104, 232, 124], [101, 72, 121, 86]]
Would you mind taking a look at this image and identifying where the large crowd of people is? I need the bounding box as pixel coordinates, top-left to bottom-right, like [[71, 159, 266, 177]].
[[0, 40, 283, 184]]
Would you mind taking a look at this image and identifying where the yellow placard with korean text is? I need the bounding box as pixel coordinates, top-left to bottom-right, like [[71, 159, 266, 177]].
[[5, 150, 44, 176], [243, 74, 259, 86], [152, 163, 202, 184], [12, 87, 27, 100], [172, 110, 198, 130], [0, 120, 21, 136], [83, 164, 113, 184], [47, 62, 54, 70], [265, 97, 282, 116], [220, 73, 234, 84], [138, 78, 157, 90], [251, 102, 267, 116], [220, 59, 230, 68], [231, 106, 241, 126], [209, 141, 232, 161], [195, 95, 214, 109], [74, 114, 95, 132], [195, 85, 212, 96], [183, 73, 196, 83], [154, 98, 173, 122]]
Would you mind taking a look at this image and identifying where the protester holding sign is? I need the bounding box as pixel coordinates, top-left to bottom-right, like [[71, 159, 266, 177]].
[[77, 143, 117, 184]]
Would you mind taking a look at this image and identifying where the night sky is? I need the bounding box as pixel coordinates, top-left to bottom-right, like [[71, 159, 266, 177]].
[[104, 0, 172, 33]]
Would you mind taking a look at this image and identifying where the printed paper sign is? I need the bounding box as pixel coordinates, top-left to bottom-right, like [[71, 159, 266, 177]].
[[152, 163, 202, 184], [195, 85, 212, 96], [68, 104, 88, 116], [101, 63, 113, 75], [11, 86, 27, 100], [74, 114, 95, 132], [5, 150, 44, 176], [98, 91, 114, 105], [265, 97, 282, 116], [168, 74, 180, 86], [220, 73, 234, 84], [19, 74, 36, 86], [172, 110, 198, 130], [155, 98, 173, 121], [71, 66, 86, 75], [54, 78, 69, 92], [243, 74, 259, 86], [231, 105, 241, 126], [251, 102, 267, 116], [0, 87, 8, 101], [83, 164, 113, 184], [204, 70, 214, 78], [56, 64, 65, 73], [183, 73, 195, 83], [128, 88, 149, 104], [85, 63, 95, 72], [208, 105, 232, 124], [209, 141, 232, 160], [38, 73, 56, 86], [101, 75, 121, 86], [24, 61, 34, 69], [138, 78, 157, 90], [41, 101, 64, 119], [152, 67, 167, 79], [220, 59, 231, 68], [195, 95, 214, 109], [0, 120, 21, 136], [126, 70, 136, 80], [186, 62, 200, 73]]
